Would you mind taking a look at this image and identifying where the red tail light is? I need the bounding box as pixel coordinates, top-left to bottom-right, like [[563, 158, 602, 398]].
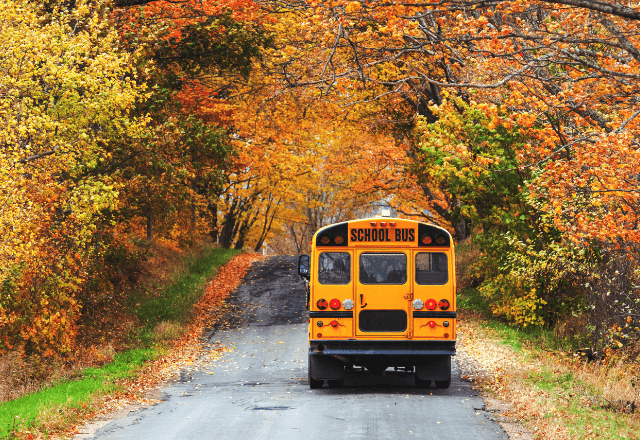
[[330, 320, 338, 328], [428, 320, 436, 328], [421, 235, 433, 245], [390, 222, 396, 226], [329, 299, 341, 310], [370, 221, 377, 226], [380, 221, 387, 226], [317, 299, 328, 310], [425, 299, 437, 310], [439, 299, 450, 310]]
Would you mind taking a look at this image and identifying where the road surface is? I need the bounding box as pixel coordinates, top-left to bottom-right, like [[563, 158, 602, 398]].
[[85, 256, 509, 440]]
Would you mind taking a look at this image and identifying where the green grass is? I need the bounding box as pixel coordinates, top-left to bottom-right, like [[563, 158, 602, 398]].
[[522, 364, 638, 439], [134, 247, 240, 344], [458, 287, 561, 352], [0, 245, 240, 438], [0, 349, 154, 438]]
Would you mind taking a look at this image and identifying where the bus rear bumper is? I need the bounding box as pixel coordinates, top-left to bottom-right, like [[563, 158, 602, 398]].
[[309, 339, 455, 356]]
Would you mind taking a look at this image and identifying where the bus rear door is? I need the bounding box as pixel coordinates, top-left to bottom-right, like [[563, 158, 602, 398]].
[[355, 250, 413, 338]]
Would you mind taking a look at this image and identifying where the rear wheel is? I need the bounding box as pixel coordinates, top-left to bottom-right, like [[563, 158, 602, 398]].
[[309, 373, 323, 389], [308, 354, 323, 389], [435, 377, 451, 389]]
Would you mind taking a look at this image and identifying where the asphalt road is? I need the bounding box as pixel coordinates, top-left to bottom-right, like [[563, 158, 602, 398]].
[[86, 256, 510, 440]]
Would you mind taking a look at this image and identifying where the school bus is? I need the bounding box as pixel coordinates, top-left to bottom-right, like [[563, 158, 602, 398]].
[[298, 215, 456, 388]]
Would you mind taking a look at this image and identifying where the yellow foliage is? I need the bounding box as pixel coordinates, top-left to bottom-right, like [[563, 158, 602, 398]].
[[479, 274, 547, 327]]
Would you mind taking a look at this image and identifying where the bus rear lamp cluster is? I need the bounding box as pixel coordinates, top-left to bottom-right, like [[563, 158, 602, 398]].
[[414, 298, 451, 310], [343, 299, 354, 310], [317, 298, 345, 310]]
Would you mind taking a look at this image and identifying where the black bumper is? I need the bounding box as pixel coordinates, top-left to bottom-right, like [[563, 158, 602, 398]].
[[309, 339, 455, 356]]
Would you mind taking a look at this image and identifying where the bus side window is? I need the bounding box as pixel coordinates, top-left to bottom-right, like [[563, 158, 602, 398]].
[[318, 252, 351, 285], [415, 253, 448, 285]]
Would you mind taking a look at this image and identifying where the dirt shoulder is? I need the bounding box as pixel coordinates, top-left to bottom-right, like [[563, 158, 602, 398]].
[[456, 313, 640, 440]]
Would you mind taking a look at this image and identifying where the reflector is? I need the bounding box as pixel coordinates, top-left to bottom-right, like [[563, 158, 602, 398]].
[[444, 333, 449, 338], [329, 299, 341, 310], [317, 333, 322, 338]]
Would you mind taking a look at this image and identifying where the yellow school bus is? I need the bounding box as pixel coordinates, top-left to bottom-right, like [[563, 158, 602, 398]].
[[298, 216, 456, 388]]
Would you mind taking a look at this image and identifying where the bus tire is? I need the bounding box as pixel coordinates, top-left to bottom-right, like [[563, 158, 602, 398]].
[[435, 377, 451, 389], [415, 377, 431, 388], [309, 376, 323, 388], [327, 379, 343, 388]]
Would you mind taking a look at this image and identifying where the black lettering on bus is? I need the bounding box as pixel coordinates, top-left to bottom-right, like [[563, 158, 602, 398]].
[[409, 229, 415, 241], [351, 229, 357, 242], [385, 229, 392, 241], [395, 229, 401, 241], [372, 229, 378, 241], [364, 229, 371, 241], [358, 228, 364, 241], [402, 229, 408, 241]]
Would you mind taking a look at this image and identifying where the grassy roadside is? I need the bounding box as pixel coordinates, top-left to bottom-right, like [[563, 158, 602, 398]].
[[458, 289, 640, 440], [0, 246, 239, 439]]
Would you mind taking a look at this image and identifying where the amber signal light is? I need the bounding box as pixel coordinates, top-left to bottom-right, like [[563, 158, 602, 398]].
[[316, 299, 328, 310], [421, 235, 433, 245], [320, 235, 330, 244], [333, 234, 345, 245], [436, 235, 447, 245], [439, 299, 450, 310]]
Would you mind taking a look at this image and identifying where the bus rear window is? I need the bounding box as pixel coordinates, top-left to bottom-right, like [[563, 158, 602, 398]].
[[318, 252, 351, 285], [359, 253, 407, 284], [415, 252, 448, 285]]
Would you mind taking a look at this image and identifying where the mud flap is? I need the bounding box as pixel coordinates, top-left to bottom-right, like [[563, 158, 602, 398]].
[[309, 354, 345, 380], [415, 355, 451, 381]]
